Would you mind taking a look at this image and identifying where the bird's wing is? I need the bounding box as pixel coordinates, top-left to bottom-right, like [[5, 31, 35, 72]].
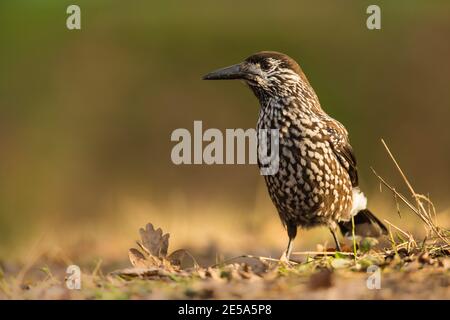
[[323, 119, 359, 187]]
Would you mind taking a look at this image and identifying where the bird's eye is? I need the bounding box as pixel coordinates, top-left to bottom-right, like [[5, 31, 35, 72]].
[[260, 61, 271, 71]]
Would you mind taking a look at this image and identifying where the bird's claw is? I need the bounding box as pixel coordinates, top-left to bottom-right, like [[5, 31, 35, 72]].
[[279, 252, 293, 267]]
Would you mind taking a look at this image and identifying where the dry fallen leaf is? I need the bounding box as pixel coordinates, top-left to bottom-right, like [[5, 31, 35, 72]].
[[418, 252, 436, 265], [205, 267, 222, 281], [139, 223, 170, 257], [111, 267, 172, 280], [113, 223, 199, 279], [128, 248, 151, 269]]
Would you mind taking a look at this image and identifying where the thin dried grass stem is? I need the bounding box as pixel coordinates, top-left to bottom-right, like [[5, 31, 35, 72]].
[[373, 139, 449, 245], [371, 168, 432, 227], [292, 251, 355, 256], [384, 219, 418, 250], [381, 139, 427, 215], [210, 254, 298, 268], [383, 219, 410, 239]]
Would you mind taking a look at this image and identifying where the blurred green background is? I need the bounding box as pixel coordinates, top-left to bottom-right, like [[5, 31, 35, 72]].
[[0, 1, 449, 262]]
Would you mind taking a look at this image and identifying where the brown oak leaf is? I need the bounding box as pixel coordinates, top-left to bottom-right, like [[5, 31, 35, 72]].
[[113, 223, 198, 279]]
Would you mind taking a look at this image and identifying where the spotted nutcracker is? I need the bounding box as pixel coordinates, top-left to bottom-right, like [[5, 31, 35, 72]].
[[203, 51, 387, 261]]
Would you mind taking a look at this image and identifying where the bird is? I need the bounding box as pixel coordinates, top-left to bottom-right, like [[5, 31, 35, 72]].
[[203, 51, 387, 262]]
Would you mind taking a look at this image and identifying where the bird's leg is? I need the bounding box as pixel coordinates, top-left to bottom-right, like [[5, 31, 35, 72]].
[[329, 224, 342, 252], [280, 222, 297, 264], [280, 238, 293, 263]]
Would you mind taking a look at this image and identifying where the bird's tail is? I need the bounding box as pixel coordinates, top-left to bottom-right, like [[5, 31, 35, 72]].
[[338, 209, 388, 238]]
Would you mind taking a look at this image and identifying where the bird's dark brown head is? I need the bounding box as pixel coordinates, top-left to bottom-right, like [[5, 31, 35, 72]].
[[203, 51, 310, 99]]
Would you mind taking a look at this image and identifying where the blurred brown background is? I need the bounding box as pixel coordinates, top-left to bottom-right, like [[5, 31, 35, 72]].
[[0, 1, 449, 265]]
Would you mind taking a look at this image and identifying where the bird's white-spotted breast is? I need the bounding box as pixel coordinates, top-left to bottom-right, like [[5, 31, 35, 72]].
[[257, 96, 353, 228]]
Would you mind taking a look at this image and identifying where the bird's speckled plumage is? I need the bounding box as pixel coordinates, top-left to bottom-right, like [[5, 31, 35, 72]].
[[204, 51, 387, 260], [249, 52, 355, 229]]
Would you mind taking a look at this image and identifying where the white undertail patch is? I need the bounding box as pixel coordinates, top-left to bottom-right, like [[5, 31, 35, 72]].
[[351, 188, 367, 216]]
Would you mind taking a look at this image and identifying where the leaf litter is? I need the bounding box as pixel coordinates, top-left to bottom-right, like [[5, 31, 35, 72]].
[[105, 218, 449, 299], [109, 140, 450, 298], [1, 141, 449, 299]]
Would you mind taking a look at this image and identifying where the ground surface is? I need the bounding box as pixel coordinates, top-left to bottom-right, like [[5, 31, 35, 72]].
[[1, 223, 449, 300]]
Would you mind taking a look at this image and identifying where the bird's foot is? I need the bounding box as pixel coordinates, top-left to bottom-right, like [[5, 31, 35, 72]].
[[279, 251, 293, 267]]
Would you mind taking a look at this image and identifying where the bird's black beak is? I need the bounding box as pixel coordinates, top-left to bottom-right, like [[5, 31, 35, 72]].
[[202, 63, 245, 80]]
